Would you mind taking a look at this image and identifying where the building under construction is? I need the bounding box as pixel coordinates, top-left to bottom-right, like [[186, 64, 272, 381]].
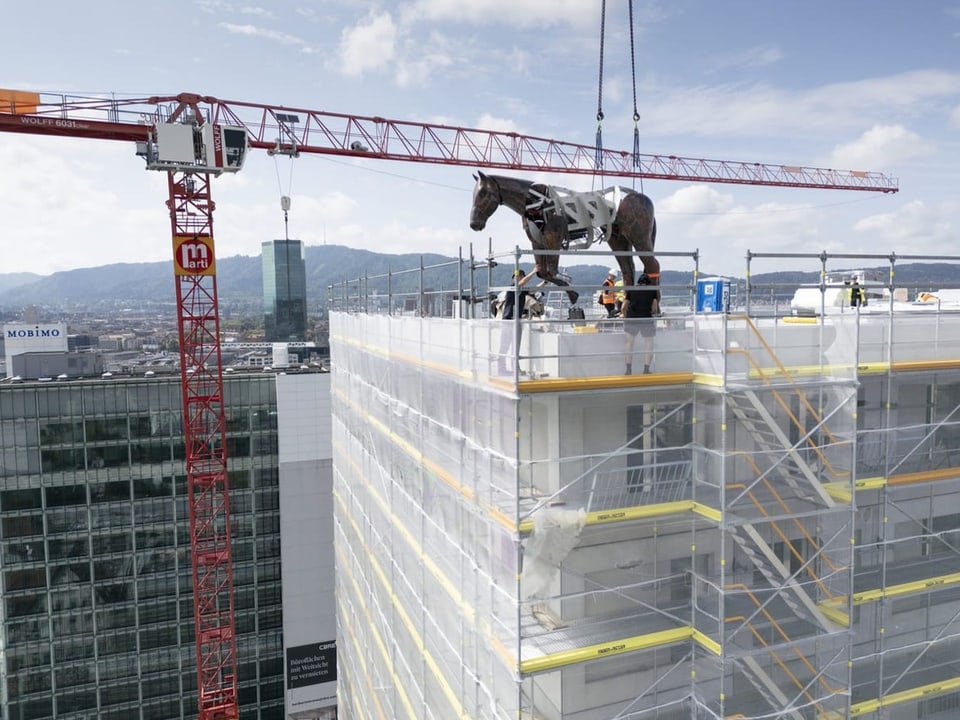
[[330, 249, 960, 720]]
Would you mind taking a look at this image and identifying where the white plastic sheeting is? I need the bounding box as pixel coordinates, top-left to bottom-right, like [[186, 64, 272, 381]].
[[328, 307, 960, 719], [520, 507, 586, 600]]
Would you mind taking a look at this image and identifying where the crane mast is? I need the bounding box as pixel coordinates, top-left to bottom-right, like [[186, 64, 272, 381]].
[[0, 88, 900, 720], [168, 169, 238, 719], [157, 96, 241, 720]]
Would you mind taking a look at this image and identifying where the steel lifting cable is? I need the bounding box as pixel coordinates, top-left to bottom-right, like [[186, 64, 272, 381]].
[[596, 0, 643, 188], [595, 0, 606, 174], [273, 155, 295, 241], [628, 0, 643, 189]]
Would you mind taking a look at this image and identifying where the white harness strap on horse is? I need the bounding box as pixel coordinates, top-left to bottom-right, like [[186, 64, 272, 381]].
[[524, 184, 626, 250]]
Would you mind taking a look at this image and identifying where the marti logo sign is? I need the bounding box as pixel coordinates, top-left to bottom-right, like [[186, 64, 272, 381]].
[[173, 235, 216, 276]]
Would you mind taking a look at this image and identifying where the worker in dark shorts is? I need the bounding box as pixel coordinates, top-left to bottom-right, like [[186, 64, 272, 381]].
[[623, 274, 660, 375]]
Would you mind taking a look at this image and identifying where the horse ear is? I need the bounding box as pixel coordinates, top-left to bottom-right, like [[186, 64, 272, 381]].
[[477, 170, 487, 180], [472, 173, 478, 181]]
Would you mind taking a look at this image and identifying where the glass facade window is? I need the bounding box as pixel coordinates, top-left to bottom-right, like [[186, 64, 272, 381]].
[[0, 375, 284, 720]]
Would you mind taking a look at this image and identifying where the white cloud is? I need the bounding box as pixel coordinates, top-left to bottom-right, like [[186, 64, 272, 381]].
[[401, 0, 596, 27], [213, 189, 363, 257], [828, 125, 933, 171], [706, 202, 819, 243], [474, 113, 521, 133], [220, 23, 312, 49], [394, 49, 454, 87], [951, 105, 960, 128], [655, 186, 825, 273], [337, 11, 398, 77], [601, 76, 625, 106], [708, 44, 783, 73], [659, 185, 735, 215], [638, 70, 960, 138], [0, 138, 171, 273], [853, 200, 956, 252], [239, 7, 274, 19], [196, 0, 230, 15], [507, 47, 530, 75]]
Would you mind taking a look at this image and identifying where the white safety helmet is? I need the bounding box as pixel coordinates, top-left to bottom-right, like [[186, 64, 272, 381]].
[[608, 268, 618, 276]]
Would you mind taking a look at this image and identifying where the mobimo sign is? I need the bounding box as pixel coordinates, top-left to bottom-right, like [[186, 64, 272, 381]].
[[6, 328, 61, 338], [3, 324, 68, 353]]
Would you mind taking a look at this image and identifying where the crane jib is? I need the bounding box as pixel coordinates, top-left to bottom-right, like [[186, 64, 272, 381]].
[[0, 88, 899, 192]]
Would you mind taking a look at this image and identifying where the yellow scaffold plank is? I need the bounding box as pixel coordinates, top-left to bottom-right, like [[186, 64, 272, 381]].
[[691, 502, 723, 522], [852, 571, 960, 605], [589, 501, 697, 525], [520, 627, 693, 675], [823, 476, 886, 502], [817, 603, 850, 627], [857, 362, 892, 375], [822, 482, 852, 503], [691, 629, 722, 656], [824, 570, 960, 608], [512, 501, 723, 535], [735, 357, 960, 380], [850, 675, 960, 716], [854, 476, 887, 490], [748, 363, 854, 379], [823, 468, 960, 501], [692, 373, 725, 387], [514, 372, 695, 393]]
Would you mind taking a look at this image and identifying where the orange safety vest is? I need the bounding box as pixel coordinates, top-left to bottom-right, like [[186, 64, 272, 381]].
[[602, 278, 617, 305]]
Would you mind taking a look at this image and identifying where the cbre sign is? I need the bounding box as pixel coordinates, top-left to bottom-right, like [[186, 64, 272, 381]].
[[173, 234, 216, 276]]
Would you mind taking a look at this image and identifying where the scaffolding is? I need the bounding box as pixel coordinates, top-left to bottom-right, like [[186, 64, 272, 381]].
[[330, 249, 960, 720]]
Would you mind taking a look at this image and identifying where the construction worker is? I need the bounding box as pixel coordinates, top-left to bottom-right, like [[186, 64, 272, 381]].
[[600, 268, 619, 317], [624, 273, 659, 375], [497, 265, 542, 374], [849, 276, 866, 308]]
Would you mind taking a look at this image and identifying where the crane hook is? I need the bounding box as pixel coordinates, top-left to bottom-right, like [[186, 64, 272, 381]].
[[281, 195, 291, 241]]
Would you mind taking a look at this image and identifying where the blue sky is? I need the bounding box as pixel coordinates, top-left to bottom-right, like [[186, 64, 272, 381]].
[[1, 0, 958, 278]]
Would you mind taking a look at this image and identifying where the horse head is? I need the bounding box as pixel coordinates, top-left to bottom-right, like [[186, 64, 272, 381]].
[[469, 171, 501, 231]]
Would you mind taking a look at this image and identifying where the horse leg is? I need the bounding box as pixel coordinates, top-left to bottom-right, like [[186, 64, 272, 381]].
[[637, 217, 659, 279], [611, 193, 658, 315], [608, 232, 637, 288], [549, 277, 580, 306], [531, 216, 580, 305]]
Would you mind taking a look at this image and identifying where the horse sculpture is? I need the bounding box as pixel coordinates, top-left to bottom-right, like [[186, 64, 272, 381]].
[[469, 171, 658, 307]]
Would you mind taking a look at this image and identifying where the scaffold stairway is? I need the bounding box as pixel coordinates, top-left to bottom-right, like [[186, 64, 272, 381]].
[[725, 391, 834, 507], [737, 655, 806, 720], [729, 523, 835, 631]]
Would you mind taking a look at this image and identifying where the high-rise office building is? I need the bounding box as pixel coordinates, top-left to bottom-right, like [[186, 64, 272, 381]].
[[0, 372, 287, 720], [262, 240, 308, 342]]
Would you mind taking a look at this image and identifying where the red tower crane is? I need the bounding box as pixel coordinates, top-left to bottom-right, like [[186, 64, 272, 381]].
[[0, 89, 899, 720]]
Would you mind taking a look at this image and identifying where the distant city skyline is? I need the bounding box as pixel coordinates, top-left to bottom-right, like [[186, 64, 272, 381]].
[[0, 1, 957, 277]]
